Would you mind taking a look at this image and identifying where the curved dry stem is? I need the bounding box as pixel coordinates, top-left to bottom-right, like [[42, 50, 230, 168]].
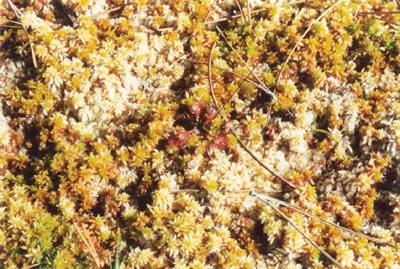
[[215, 25, 296, 117], [208, 42, 220, 108], [250, 191, 344, 269], [230, 130, 296, 189], [252, 191, 393, 246], [215, 61, 256, 116], [234, 0, 248, 26], [207, 43, 296, 189], [73, 222, 102, 269]]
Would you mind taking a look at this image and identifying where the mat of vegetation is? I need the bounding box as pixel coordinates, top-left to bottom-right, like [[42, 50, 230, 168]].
[[1, 0, 400, 268]]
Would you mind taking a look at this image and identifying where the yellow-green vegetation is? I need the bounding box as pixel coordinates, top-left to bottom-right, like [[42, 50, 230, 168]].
[[1, 0, 400, 268]]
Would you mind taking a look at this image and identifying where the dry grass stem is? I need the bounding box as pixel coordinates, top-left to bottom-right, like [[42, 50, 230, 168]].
[[250, 191, 345, 269], [252, 191, 393, 246], [73, 222, 102, 269]]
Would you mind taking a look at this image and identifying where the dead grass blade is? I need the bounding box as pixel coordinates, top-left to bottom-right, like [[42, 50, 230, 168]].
[[234, 0, 248, 26], [73, 222, 102, 269], [208, 42, 220, 108], [231, 130, 296, 189], [246, 0, 252, 27], [250, 191, 344, 269], [7, 0, 22, 18], [215, 25, 295, 117], [358, 10, 400, 14], [252, 191, 393, 246]]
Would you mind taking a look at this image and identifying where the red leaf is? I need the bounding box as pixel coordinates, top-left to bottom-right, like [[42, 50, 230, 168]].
[[168, 130, 192, 147], [211, 135, 229, 150]]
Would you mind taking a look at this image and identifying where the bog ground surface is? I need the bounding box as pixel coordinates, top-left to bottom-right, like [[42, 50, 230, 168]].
[[0, 0, 400, 268]]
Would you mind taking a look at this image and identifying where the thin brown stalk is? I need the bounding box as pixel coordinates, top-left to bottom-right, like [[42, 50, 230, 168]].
[[235, 0, 247, 25], [216, 24, 295, 115], [0, 24, 21, 29], [207, 44, 296, 189], [161, 53, 189, 77], [7, 0, 22, 17], [250, 191, 344, 269], [216, 61, 257, 116], [73, 222, 102, 269], [276, 0, 344, 85], [170, 189, 281, 195], [252, 191, 393, 246], [91, 6, 123, 20], [230, 130, 296, 189], [246, 0, 252, 27], [358, 11, 400, 15]]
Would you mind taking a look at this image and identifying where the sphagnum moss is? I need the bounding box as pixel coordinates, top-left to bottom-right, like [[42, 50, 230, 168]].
[[1, 0, 400, 268]]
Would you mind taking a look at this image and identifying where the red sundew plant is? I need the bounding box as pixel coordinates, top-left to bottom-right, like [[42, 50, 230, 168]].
[[204, 105, 219, 124], [188, 100, 206, 120], [210, 135, 229, 150], [168, 130, 192, 148]]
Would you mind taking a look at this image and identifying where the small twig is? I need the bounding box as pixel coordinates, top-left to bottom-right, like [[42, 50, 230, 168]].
[[216, 25, 294, 116], [91, 6, 123, 20], [7, 0, 22, 18], [0, 24, 22, 29], [169, 189, 282, 194], [358, 10, 400, 15], [230, 130, 296, 189], [208, 42, 220, 108], [250, 191, 344, 269], [276, 0, 344, 85], [252, 191, 393, 246], [246, 0, 252, 27], [161, 53, 189, 77], [235, 0, 248, 26], [215, 61, 257, 116], [73, 222, 102, 269]]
